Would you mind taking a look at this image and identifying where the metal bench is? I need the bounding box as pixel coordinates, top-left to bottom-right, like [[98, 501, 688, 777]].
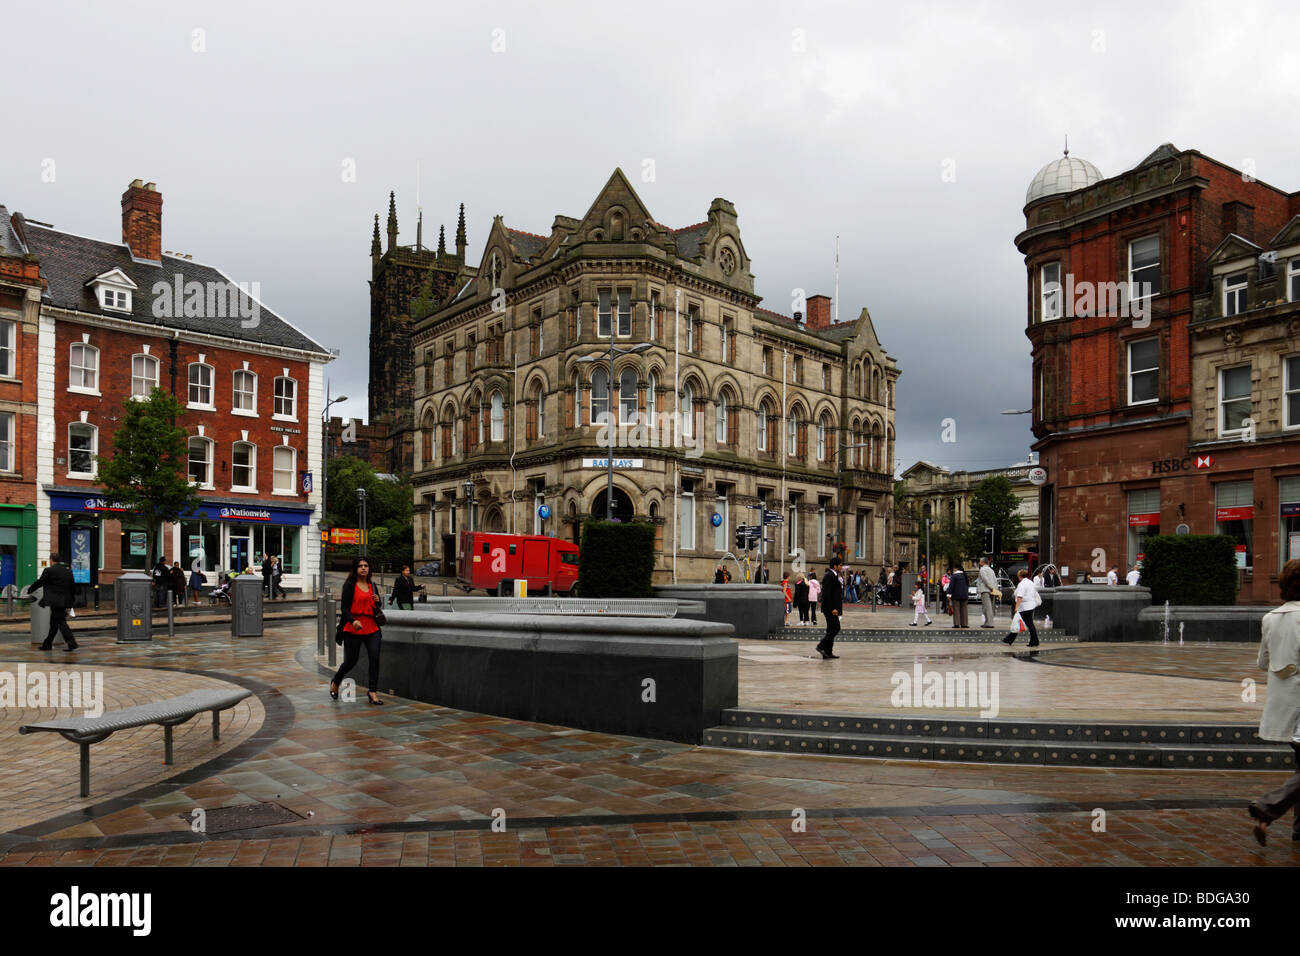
[[443, 597, 707, 617], [19, 688, 252, 797]]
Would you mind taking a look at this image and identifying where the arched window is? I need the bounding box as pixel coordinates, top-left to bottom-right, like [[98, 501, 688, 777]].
[[817, 413, 829, 461], [441, 403, 456, 458], [872, 422, 883, 470], [131, 354, 159, 398], [619, 368, 637, 424], [68, 423, 98, 477], [852, 364, 862, 397], [590, 368, 610, 424], [681, 382, 695, 439], [188, 362, 214, 407], [646, 371, 658, 427], [872, 368, 881, 403], [274, 376, 298, 419], [188, 437, 214, 487], [421, 408, 435, 464], [787, 409, 799, 455], [528, 382, 545, 440], [70, 344, 100, 392], [850, 420, 862, 466], [233, 369, 257, 414], [490, 391, 504, 442], [716, 390, 728, 443], [273, 445, 296, 493], [787, 407, 806, 459], [757, 401, 769, 451], [231, 441, 256, 491]]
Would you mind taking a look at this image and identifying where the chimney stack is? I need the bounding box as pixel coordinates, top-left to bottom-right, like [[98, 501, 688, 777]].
[[121, 179, 162, 262], [806, 294, 832, 330]]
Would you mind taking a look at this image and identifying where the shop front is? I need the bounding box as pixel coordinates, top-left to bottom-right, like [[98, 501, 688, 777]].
[[0, 504, 38, 597], [45, 490, 315, 598]]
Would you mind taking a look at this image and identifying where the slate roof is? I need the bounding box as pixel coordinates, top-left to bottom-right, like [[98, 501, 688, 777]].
[[22, 223, 330, 355], [506, 229, 548, 262], [0, 206, 25, 258], [673, 222, 709, 258], [754, 306, 860, 342]]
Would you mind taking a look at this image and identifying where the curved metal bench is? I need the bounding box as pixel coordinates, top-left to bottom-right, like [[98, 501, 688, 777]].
[[19, 688, 252, 797]]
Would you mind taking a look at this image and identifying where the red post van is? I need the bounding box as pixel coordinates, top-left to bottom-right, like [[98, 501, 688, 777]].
[[457, 531, 581, 595]]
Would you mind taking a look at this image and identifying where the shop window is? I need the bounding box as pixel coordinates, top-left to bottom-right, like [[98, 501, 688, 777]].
[[1282, 477, 1300, 568], [1215, 480, 1254, 571], [1127, 488, 1161, 568]]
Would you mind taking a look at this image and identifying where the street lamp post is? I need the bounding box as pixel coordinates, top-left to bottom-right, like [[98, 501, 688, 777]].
[[577, 341, 651, 521], [463, 479, 475, 532], [356, 487, 368, 560], [319, 387, 348, 598]]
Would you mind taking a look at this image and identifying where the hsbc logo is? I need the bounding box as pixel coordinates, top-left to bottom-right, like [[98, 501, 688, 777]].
[[1194, 455, 1213, 469], [1151, 455, 1213, 475]]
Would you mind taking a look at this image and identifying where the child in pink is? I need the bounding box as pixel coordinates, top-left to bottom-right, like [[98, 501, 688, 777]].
[[911, 583, 933, 626]]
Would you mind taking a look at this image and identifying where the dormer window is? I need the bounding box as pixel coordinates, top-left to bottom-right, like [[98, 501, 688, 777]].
[[1289, 260, 1300, 303], [86, 268, 137, 314], [1223, 271, 1249, 316]]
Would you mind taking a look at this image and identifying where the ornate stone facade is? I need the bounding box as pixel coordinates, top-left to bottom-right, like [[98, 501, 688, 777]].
[[406, 170, 900, 583]]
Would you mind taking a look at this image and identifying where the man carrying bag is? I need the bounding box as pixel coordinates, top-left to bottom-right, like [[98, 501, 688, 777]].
[[28, 553, 78, 651]]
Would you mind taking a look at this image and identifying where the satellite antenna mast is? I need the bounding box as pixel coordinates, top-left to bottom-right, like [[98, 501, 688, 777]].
[[834, 235, 840, 325], [415, 161, 423, 251]]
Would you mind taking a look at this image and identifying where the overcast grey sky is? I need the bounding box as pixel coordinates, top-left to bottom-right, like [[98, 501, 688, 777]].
[[6, 0, 1299, 475]]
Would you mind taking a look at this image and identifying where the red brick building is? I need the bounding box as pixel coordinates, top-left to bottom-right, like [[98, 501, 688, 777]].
[[0, 210, 43, 588], [5, 180, 333, 597], [1016, 144, 1300, 603]]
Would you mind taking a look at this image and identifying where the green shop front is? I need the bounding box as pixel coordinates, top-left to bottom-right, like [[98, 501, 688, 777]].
[[0, 503, 38, 596]]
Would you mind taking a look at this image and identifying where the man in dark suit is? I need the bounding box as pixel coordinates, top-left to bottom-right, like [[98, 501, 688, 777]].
[[949, 565, 970, 628], [261, 552, 274, 598], [27, 553, 78, 651], [815, 556, 844, 660]]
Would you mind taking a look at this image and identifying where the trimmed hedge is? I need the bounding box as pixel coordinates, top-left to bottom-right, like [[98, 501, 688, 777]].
[[1140, 534, 1239, 606], [578, 519, 656, 598]]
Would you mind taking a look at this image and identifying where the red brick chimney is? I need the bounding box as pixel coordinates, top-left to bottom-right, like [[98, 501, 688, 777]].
[[806, 294, 832, 330], [121, 179, 162, 262]]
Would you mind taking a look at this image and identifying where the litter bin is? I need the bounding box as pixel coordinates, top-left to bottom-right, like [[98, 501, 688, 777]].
[[232, 574, 264, 637], [29, 586, 51, 646], [115, 572, 153, 643]]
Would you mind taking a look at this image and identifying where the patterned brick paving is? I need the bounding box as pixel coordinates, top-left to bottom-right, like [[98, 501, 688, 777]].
[[0, 622, 1294, 866]]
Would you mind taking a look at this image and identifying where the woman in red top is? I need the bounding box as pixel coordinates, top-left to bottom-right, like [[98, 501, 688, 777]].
[[330, 558, 385, 705]]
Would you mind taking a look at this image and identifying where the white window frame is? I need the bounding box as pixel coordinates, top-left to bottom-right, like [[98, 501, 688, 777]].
[[490, 391, 504, 442], [618, 369, 637, 424], [1290, 260, 1300, 304], [231, 441, 257, 492], [756, 404, 768, 451], [616, 289, 632, 338], [98, 287, 131, 312], [1127, 338, 1159, 406], [0, 321, 15, 378], [67, 422, 98, 478], [1218, 364, 1252, 437], [130, 354, 159, 398], [716, 392, 727, 443], [188, 437, 214, 489], [1285, 354, 1300, 431], [188, 363, 215, 410], [1128, 235, 1160, 301], [817, 503, 827, 557], [680, 480, 696, 550], [272, 445, 296, 495], [1041, 262, 1062, 320], [0, 412, 12, 472], [787, 410, 799, 456], [233, 369, 258, 416], [681, 383, 695, 439], [597, 288, 612, 338], [714, 490, 728, 552], [590, 368, 609, 425], [273, 376, 297, 421], [535, 384, 545, 438], [69, 343, 100, 395], [1223, 271, 1248, 317], [817, 416, 828, 461]]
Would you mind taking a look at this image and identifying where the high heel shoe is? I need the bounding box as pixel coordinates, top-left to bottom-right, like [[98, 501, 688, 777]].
[[329, 681, 339, 700], [367, 692, 384, 706]]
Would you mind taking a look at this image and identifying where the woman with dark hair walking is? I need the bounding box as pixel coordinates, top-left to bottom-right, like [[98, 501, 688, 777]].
[[1248, 559, 1300, 846], [329, 557, 386, 706]]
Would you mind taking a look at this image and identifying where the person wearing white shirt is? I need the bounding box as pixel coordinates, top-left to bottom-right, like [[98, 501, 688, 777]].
[[1248, 560, 1300, 846], [1002, 568, 1040, 647], [1126, 565, 1141, 587], [1106, 567, 1119, 586]]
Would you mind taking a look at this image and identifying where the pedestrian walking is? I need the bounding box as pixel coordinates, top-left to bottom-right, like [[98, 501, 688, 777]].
[[910, 582, 933, 626], [152, 557, 170, 608], [261, 552, 274, 598], [329, 557, 386, 706], [1045, 566, 1062, 589], [189, 555, 204, 603], [170, 561, 187, 606], [807, 573, 820, 625], [949, 565, 969, 628], [1106, 566, 1119, 586], [794, 573, 809, 625], [781, 575, 793, 626], [1248, 560, 1300, 846], [271, 556, 287, 599], [391, 564, 424, 609], [26, 553, 78, 651], [815, 556, 843, 660], [1002, 569, 1040, 647], [1126, 564, 1141, 586], [977, 557, 998, 628]]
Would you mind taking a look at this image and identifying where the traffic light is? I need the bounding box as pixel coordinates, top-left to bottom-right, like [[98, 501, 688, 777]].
[[984, 527, 996, 554]]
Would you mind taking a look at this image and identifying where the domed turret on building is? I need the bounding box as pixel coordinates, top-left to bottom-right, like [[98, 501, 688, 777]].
[[1024, 151, 1104, 206]]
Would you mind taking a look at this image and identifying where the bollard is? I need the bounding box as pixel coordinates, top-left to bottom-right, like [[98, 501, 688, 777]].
[[167, 599, 174, 638], [316, 595, 325, 654], [326, 590, 337, 667], [7, 586, 12, 618]]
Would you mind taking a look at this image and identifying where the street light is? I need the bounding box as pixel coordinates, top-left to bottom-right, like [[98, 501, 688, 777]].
[[463, 478, 475, 532], [356, 487, 368, 559], [577, 341, 652, 521], [319, 388, 348, 598], [1001, 409, 1032, 415]]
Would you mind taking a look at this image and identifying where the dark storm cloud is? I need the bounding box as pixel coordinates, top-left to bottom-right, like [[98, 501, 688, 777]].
[[5, 0, 1298, 473]]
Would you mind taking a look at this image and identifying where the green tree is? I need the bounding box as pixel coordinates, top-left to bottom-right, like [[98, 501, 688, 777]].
[[961, 476, 1027, 559], [95, 388, 203, 569], [929, 516, 967, 567], [324, 456, 414, 570], [893, 479, 912, 515]]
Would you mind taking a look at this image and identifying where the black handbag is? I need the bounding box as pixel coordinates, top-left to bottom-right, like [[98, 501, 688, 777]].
[[373, 608, 387, 626]]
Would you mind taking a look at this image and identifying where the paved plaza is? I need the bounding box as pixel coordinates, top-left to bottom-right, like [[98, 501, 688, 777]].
[[0, 617, 1295, 867]]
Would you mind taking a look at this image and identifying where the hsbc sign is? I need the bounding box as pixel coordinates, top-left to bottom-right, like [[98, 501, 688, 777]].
[[1150, 455, 1214, 475]]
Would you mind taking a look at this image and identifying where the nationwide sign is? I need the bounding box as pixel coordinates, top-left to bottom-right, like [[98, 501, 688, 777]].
[[219, 507, 271, 522], [84, 498, 132, 513]]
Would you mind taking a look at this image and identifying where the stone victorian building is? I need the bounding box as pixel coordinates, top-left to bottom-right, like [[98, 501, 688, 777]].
[[895, 459, 1041, 575], [406, 170, 899, 582], [1016, 143, 1300, 603]]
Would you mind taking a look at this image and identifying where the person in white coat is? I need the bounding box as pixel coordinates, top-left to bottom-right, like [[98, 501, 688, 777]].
[[1249, 560, 1300, 846], [1002, 568, 1040, 647], [976, 557, 998, 628]]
